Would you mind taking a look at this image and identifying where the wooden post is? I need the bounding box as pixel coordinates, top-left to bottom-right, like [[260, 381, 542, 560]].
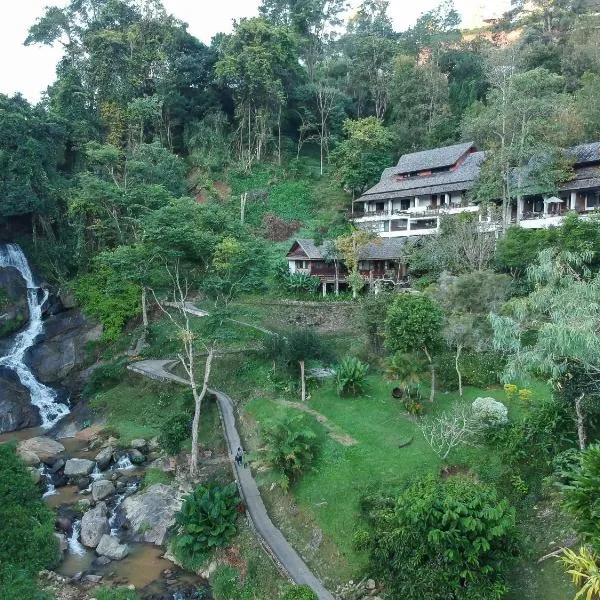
[[240, 193, 247, 225]]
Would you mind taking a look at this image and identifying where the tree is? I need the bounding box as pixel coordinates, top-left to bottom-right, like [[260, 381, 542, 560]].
[[430, 270, 511, 395], [357, 474, 517, 600], [386, 294, 443, 402], [329, 117, 394, 197], [491, 248, 600, 449], [336, 228, 376, 298], [153, 264, 215, 477]]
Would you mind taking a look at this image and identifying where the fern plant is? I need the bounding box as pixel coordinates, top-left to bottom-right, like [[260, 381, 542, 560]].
[[336, 357, 369, 396], [174, 482, 239, 561]]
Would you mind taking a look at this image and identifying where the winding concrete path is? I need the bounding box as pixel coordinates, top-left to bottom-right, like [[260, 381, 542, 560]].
[[127, 359, 335, 600]]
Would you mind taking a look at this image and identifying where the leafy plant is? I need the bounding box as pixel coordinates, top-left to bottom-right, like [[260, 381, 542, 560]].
[[158, 413, 191, 456], [563, 444, 600, 550], [83, 359, 127, 398], [560, 546, 600, 600], [174, 483, 240, 562], [357, 474, 517, 600], [336, 357, 369, 396], [259, 415, 320, 490], [504, 384, 518, 402], [283, 584, 319, 600]]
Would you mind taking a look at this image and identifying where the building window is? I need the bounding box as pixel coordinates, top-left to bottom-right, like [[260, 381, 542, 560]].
[[587, 192, 600, 210], [358, 261, 369, 270]]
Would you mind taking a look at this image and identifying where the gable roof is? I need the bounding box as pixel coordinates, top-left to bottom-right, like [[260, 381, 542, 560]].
[[569, 142, 600, 166], [395, 141, 475, 175], [357, 151, 485, 202], [286, 238, 408, 261]]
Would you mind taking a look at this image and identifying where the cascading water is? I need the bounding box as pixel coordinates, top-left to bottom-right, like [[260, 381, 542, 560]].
[[0, 244, 69, 428], [67, 520, 87, 556], [40, 465, 58, 498]]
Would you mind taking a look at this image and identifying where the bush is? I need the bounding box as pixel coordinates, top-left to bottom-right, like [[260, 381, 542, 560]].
[[158, 413, 191, 455], [283, 584, 319, 600], [434, 352, 459, 392], [174, 482, 239, 562], [0, 445, 57, 599], [260, 414, 320, 489], [460, 352, 505, 388], [357, 474, 517, 600], [471, 397, 509, 428], [83, 359, 127, 398], [282, 272, 321, 295], [336, 357, 369, 396], [563, 444, 600, 550]]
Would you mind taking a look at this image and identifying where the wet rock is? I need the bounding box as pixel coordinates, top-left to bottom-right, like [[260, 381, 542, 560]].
[[115, 481, 125, 491], [52, 473, 68, 488], [91, 480, 115, 502], [93, 556, 112, 567], [95, 535, 130, 561], [17, 436, 64, 463], [49, 458, 65, 473], [130, 439, 147, 452], [58, 289, 77, 310], [19, 449, 41, 466], [54, 533, 68, 556], [94, 446, 114, 470], [84, 574, 103, 583], [76, 477, 91, 491], [129, 449, 145, 464], [29, 466, 41, 485], [148, 437, 159, 451], [64, 458, 95, 478], [81, 502, 109, 548], [122, 484, 182, 545], [56, 516, 72, 534]]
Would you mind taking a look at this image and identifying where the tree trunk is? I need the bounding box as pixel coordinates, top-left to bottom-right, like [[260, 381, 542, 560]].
[[141, 286, 148, 329], [190, 347, 215, 477], [423, 346, 435, 402], [300, 360, 306, 402], [575, 393, 587, 450], [455, 345, 462, 397]]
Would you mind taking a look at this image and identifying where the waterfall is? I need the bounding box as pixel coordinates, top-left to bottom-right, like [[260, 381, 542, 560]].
[[68, 520, 86, 556], [113, 455, 135, 471], [0, 244, 69, 429], [40, 465, 58, 498]]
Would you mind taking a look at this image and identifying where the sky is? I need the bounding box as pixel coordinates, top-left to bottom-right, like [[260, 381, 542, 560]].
[[0, 0, 510, 103]]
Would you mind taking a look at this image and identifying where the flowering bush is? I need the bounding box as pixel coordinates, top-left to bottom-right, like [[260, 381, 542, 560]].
[[472, 397, 509, 428], [504, 384, 518, 402]]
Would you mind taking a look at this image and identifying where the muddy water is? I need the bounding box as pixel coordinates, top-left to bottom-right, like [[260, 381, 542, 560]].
[[0, 426, 44, 444]]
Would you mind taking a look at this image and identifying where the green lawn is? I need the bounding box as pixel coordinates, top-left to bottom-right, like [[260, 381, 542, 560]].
[[244, 375, 574, 598]]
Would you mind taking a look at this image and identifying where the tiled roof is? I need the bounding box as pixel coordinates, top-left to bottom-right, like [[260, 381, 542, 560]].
[[395, 142, 475, 174], [287, 238, 409, 261], [569, 142, 600, 165], [357, 151, 485, 201]]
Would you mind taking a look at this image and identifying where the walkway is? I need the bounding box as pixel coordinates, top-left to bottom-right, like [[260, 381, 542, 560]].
[[127, 360, 335, 600]]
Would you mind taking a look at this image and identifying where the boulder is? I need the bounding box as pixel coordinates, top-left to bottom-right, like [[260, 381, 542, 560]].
[[29, 466, 41, 485], [80, 502, 109, 548], [122, 484, 182, 545], [91, 480, 116, 502], [130, 439, 147, 452], [49, 457, 65, 473], [64, 458, 95, 478], [19, 449, 41, 466], [129, 449, 145, 464], [95, 535, 130, 561], [94, 446, 114, 470], [0, 369, 41, 433], [25, 309, 102, 384], [17, 436, 64, 463], [54, 532, 68, 556], [147, 457, 176, 473]]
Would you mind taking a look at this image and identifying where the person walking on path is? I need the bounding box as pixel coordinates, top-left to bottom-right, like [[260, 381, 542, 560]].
[[235, 446, 244, 467]]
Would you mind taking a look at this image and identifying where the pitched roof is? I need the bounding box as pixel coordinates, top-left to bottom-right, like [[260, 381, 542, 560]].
[[569, 142, 600, 166], [357, 151, 485, 202], [395, 142, 475, 174], [287, 238, 408, 261]]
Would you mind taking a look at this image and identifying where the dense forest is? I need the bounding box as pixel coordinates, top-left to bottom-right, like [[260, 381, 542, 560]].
[[4, 1, 600, 600]]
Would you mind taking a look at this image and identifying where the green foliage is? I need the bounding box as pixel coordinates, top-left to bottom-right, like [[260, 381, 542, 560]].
[[263, 329, 331, 374], [461, 352, 506, 389], [358, 474, 517, 600], [83, 359, 127, 398], [563, 444, 600, 551], [385, 293, 443, 355], [174, 483, 240, 562], [143, 469, 173, 489], [281, 272, 321, 295], [0, 445, 57, 599], [336, 356, 369, 396], [259, 414, 320, 489], [361, 291, 395, 354], [94, 588, 140, 600], [158, 413, 192, 456], [434, 351, 460, 392], [210, 566, 254, 600], [283, 585, 319, 600]]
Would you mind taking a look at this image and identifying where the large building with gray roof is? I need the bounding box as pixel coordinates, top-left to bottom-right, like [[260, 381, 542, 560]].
[[351, 141, 600, 237]]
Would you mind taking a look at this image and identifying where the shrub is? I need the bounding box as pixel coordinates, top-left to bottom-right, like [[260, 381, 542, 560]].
[[357, 474, 517, 600], [283, 584, 319, 600], [282, 272, 321, 295], [260, 415, 320, 489], [158, 413, 191, 455], [563, 444, 600, 550], [336, 357, 369, 396], [83, 359, 127, 398], [0, 445, 57, 599], [460, 351, 505, 388], [262, 212, 302, 241], [471, 397, 509, 428], [174, 482, 240, 562], [434, 351, 459, 392]]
